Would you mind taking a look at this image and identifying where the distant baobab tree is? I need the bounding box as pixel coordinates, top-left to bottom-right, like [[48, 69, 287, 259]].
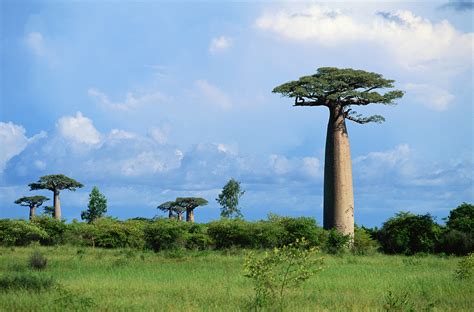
[[14, 195, 49, 220], [29, 174, 84, 220], [273, 67, 404, 237], [158, 197, 208, 222]]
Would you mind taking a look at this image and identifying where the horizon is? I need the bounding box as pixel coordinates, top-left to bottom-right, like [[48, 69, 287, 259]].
[[1, 0, 473, 227]]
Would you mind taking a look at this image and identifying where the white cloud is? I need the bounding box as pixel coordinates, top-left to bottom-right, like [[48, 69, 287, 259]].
[[256, 5, 473, 71], [0, 122, 46, 173], [25, 32, 45, 56], [88, 88, 168, 111], [269, 154, 292, 175], [405, 83, 455, 111], [302, 157, 321, 178], [209, 36, 233, 54], [148, 124, 171, 144], [57, 112, 101, 145], [193, 80, 232, 109], [109, 129, 137, 140]]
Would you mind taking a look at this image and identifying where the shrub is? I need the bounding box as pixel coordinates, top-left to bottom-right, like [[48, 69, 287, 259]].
[[184, 223, 212, 250], [322, 229, 351, 255], [87, 218, 146, 249], [0, 273, 55, 292], [352, 226, 379, 255], [144, 219, 187, 251], [378, 212, 441, 255], [270, 215, 323, 247], [31, 216, 68, 245], [455, 252, 474, 280], [446, 202, 473, 234], [29, 250, 48, 270], [0, 220, 48, 246], [207, 219, 253, 249], [437, 230, 474, 256], [243, 238, 324, 309]]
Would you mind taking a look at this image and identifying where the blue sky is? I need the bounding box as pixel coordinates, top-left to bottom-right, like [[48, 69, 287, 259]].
[[1, 0, 472, 226]]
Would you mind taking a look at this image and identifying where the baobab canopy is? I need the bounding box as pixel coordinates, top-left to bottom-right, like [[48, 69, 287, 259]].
[[273, 67, 404, 237], [272, 67, 404, 124]]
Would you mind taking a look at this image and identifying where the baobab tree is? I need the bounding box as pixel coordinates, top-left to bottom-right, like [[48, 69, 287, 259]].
[[175, 197, 208, 223], [158, 197, 208, 222], [29, 174, 84, 220], [158, 201, 181, 219], [14, 195, 49, 220], [273, 67, 403, 236]]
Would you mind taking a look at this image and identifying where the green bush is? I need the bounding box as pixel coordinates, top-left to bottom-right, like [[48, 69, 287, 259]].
[[270, 215, 323, 247], [207, 219, 253, 249], [144, 219, 187, 251], [184, 223, 212, 250], [90, 218, 146, 249], [63, 220, 97, 247], [437, 230, 474, 256], [454, 252, 474, 280], [0, 273, 55, 292], [29, 250, 48, 270], [378, 212, 441, 255], [31, 216, 68, 245], [0, 220, 48, 246], [322, 229, 351, 254], [352, 226, 379, 255], [446, 202, 473, 234]]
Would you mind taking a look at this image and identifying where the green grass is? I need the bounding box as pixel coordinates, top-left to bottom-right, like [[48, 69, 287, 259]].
[[0, 246, 472, 311]]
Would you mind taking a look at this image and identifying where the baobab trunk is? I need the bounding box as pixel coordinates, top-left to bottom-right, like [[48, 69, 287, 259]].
[[29, 205, 36, 221], [323, 105, 354, 237], [186, 209, 194, 223], [53, 191, 61, 220]]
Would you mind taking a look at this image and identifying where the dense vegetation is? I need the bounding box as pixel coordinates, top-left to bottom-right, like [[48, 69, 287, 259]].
[[1, 202, 472, 256]]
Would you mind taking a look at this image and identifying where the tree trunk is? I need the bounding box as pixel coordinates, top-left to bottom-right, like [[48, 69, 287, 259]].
[[53, 190, 61, 220], [186, 208, 194, 222], [168, 210, 173, 219], [177, 211, 183, 221], [29, 205, 36, 221], [323, 105, 354, 237]]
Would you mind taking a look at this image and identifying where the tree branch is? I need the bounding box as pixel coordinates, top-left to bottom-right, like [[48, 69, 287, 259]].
[[293, 96, 327, 107]]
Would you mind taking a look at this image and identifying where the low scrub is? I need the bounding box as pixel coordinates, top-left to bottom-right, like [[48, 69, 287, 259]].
[[29, 250, 48, 270], [0, 273, 55, 292]]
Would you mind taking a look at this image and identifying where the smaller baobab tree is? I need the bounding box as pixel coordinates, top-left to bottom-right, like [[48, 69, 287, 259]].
[[175, 197, 208, 223], [158, 201, 181, 219], [14, 195, 50, 220], [29, 174, 84, 220]]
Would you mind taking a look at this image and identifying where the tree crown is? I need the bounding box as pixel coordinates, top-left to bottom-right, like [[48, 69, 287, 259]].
[[14, 196, 50, 208], [272, 67, 404, 124], [216, 179, 245, 219], [81, 186, 107, 223], [175, 197, 208, 210], [29, 174, 84, 192]]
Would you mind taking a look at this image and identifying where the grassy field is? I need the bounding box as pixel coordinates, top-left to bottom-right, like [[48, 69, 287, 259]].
[[0, 246, 472, 311]]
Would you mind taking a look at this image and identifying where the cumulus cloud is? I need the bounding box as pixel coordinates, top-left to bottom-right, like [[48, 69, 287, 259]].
[[256, 5, 473, 71], [88, 88, 168, 111], [0, 122, 46, 173], [193, 80, 232, 109], [405, 83, 455, 111], [57, 112, 101, 145], [209, 36, 233, 54]]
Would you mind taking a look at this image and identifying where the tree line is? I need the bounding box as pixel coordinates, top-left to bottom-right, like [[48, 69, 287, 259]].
[[14, 174, 245, 223]]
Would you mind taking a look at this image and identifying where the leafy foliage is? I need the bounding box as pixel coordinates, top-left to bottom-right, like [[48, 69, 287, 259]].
[[0, 220, 48, 246], [216, 179, 245, 219], [437, 229, 474, 256], [243, 238, 324, 309], [29, 174, 83, 192], [446, 202, 473, 233], [272, 67, 404, 124], [352, 226, 380, 255], [14, 196, 50, 209], [454, 252, 474, 280], [81, 186, 107, 223], [323, 229, 351, 255], [378, 212, 441, 255], [31, 216, 68, 245]]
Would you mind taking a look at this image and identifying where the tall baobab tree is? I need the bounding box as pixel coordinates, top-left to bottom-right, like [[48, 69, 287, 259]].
[[273, 67, 403, 236], [14, 195, 50, 220], [29, 174, 84, 220]]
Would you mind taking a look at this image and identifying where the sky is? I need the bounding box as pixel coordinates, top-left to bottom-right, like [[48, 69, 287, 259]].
[[0, 0, 473, 227]]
